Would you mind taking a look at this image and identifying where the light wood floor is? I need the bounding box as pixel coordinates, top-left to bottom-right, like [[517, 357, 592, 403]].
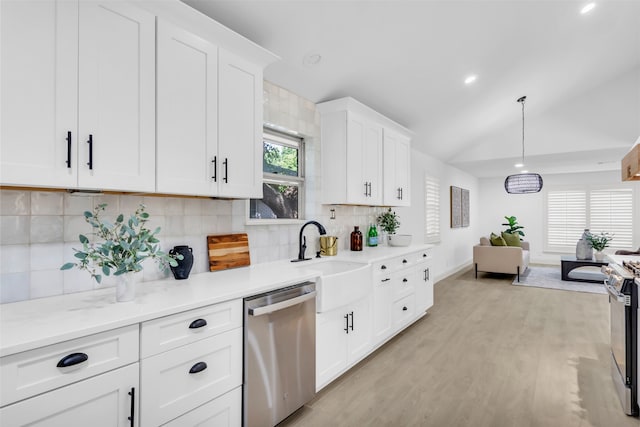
[[281, 267, 640, 427]]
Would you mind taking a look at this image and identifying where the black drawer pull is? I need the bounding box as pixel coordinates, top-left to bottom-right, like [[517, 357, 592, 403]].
[[57, 352, 88, 368], [211, 156, 217, 182], [189, 318, 207, 329], [402, 306, 408, 311], [402, 259, 408, 264], [402, 278, 408, 283], [128, 387, 135, 427], [223, 158, 228, 183], [381, 278, 391, 282], [423, 253, 427, 258], [86, 134, 93, 170], [381, 265, 387, 270], [66, 131, 72, 168], [189, 361, 208, 374]]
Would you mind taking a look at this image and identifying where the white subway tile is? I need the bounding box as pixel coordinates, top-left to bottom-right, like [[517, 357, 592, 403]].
[[30, 243, 64, 271], [31, 215, 64, 243], [217, 215, 232, 233], [31, 191, 63, 215], [183, 198, 202, 215], [0, 272, 30, 303], [1, 216, 30, 244], [142, 196, 166, 215], [30, 270, 64, 299], [184, 216, 202, 235], [165, 216, 184, 236], [0, 245, 30, 274], [63, 268, 94, 294], [202, 216, 218, 234], [63, 193, 93, 215], [0, 190, 30, 215], [63, 215, 90, 242], [164, 197, 184, 215], [94, 195, 120, 214], [119, 195, 145, 214]]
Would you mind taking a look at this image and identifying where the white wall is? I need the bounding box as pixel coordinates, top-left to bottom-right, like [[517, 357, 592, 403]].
[[478, 170, 640, 265], [395, 149, 480, 282]]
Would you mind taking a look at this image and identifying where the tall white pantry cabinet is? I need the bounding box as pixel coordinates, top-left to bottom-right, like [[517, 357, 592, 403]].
[[1, 0, 275, 198]]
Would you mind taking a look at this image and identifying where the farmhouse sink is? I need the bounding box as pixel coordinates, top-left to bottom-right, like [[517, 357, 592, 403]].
[[296, 259, 371, 312]]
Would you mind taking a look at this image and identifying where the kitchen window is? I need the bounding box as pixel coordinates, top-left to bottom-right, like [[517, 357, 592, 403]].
[[248, 129, 304, 222], [545, 187, 634, 251]]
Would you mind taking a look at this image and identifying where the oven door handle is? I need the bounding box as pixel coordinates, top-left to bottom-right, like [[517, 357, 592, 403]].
[[604, 280, 628, 305], [248, 291, 317, 316]]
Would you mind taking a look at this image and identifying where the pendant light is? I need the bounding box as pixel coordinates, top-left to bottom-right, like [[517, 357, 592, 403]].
[[504, 96, 543, 194]]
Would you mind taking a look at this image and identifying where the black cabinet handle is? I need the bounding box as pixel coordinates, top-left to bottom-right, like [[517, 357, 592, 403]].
[[223, 158, 228, 183], [56, 352, 88, 368], [402, 306, 408, 311], [189, 318, 207, 329], [364, 182, 368, 197], [344, 313, 349, 334], [86, 134, 93, 170], [397, 187, 402, 200], [402, 278, 408, 283], [128, 387, 135, 427], [424, 269, 428, 281], [381, 278, 391, 282], [211, 156, 217, 182], [349, 311, 354, 331], [66, 131, 72, 168], [381, 265, 387, 270], [426, 268, 430, 281], [400, 188, 403, 200], [189, 361, 208, 374], [402, 259, 408, 264], [423, 253, 427, 258], [368, 182, 372, 197]]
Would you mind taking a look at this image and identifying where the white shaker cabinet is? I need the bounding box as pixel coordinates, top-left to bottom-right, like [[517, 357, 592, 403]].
[[382, 129, 411, 206], [316, 296, 372, 390], [1, 0, 156, 192], [156, 19, 218, 196], [218, 49, 264, 198], [1, 0, 78, 188]]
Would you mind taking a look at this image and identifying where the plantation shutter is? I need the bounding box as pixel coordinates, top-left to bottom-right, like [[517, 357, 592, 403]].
[[546, 190, 587, 248], [590, 189, 633, 249], [425, 175, 440, 243]]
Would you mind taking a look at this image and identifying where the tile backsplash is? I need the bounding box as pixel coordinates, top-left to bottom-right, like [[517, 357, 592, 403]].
[[0, 81, 383, 303]]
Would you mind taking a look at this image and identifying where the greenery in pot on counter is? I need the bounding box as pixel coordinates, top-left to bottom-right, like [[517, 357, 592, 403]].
[[377, 208, 401, 234], [61, 204, 181, 283]]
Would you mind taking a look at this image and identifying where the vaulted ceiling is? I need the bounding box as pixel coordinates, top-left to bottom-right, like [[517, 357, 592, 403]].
[[184, 0, 640, 178]]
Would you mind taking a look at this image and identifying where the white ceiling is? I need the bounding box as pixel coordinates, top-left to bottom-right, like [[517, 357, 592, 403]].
[[183, 0, 640, 178]]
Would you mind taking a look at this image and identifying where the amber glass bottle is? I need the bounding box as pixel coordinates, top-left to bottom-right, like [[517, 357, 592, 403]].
[[350, 226, 363, 251]]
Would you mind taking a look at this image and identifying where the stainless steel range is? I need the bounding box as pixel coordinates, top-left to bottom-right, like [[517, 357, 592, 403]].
[[603, 262, 639, 416]]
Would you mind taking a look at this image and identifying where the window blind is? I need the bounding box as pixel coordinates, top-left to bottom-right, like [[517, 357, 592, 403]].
[[546, 190, 587, 247], [590, 189, 633, 249], [425, 175, 440, 243]]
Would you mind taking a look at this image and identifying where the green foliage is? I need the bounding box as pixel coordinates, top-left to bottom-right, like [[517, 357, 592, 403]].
[[501, 215, 525, 237], [377, 208, 401, 234], [60, 204, 181, 284], [586, 232, 613, 252], [263, 142, 298, 176]]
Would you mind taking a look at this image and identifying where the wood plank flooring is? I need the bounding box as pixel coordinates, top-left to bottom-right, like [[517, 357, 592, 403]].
[[281, 267, 639, 427]]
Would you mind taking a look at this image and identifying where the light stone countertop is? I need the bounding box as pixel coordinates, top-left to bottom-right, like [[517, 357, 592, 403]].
[[0, 244, 433, 357]]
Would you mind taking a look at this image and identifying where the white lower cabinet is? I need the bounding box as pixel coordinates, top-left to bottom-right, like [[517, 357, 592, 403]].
[[372, 272, 393, 344], [162, 387, 241, 427], [0, 361, 139, 427], [316, 296, 372, 390]]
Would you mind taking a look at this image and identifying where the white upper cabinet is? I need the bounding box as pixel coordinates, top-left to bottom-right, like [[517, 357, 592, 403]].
[[218, 49, 263, 198], [383, 129, 411, 206], [318, 97, 411, 206], [1, 0, 78, 188], [1, 0, 156, 192], [156, 19, 218, 196], [77, 1, 156, 192]]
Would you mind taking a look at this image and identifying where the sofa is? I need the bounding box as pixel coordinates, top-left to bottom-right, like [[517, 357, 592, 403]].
[[473, 236, 530, 282]]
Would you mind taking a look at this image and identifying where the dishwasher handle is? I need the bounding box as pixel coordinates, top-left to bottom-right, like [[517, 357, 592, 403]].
[[248, 291, 317, 316]]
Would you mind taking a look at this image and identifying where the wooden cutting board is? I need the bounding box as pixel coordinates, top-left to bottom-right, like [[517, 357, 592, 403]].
[[207, 233, 251, 272]]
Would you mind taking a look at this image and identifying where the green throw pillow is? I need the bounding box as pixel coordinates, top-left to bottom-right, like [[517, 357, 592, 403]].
[[501, 232, 521, 247], [490, 233, 507, 246]]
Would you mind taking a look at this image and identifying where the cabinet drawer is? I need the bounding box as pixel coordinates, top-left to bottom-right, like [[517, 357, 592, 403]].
[[141, 299, 242, 358], [392, 273, 415, 299], [140, 327, 242, 426], [162, 386, 241, 427], [414, 249, 431, 263], [393, 294, 415, 329], [1, 325, 139, 407]]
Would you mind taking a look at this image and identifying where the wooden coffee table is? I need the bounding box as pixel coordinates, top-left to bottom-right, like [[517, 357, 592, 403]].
[[560, 255, 608, 283]]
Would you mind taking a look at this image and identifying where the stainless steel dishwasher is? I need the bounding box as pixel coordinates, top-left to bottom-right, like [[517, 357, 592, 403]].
[[244, 281, 316, 427]]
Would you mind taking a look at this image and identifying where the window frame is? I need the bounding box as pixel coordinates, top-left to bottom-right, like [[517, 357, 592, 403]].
[[246, 128, 306, 225]]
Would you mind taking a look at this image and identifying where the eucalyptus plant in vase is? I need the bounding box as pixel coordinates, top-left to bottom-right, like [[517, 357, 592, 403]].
[[61, 204, 181, 302]]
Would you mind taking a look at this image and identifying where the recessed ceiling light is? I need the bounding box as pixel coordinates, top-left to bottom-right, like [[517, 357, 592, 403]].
[[580, 3, 596, 14], [514, 163, 524, 168], [521, 170, 529, 173], [303, 53, 322, 67], [464, 75, 477, 85]]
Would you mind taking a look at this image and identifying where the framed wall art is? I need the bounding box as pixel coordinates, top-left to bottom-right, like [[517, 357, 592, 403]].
[[450, 186, 470, 228]]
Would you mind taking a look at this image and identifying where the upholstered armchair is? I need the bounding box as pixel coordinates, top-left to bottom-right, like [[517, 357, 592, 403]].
[[473, 236, 530, 282]]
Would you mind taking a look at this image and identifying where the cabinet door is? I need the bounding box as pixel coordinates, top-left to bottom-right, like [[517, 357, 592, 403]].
[[0, 363, 138, 427], [383, 130, 411, 206], [156, 19, 218, 196], [218, 49, 263, 198], [162, 387, 241, 427], [415, 263, 434, 313], [372, 275, 393, 345], [77, 1, 155, 192], [345, 114, 367, 204], [346, 296, 372, 364], [316, 309, 348, 390], [0, 0, 78, 188], [363, 123, 383, 204]]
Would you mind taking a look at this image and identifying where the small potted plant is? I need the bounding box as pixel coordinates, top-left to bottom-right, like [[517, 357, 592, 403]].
[[586, 232, 613, 261], [61, 204, 181, 302], [377, 208, 411, 246]]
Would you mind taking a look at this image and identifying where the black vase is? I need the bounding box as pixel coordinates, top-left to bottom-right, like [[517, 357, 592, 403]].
[[169, 245, 193, 280]]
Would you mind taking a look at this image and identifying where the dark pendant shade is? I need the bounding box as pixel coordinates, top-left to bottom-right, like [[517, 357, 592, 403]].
[[504, 173, 543, 194]]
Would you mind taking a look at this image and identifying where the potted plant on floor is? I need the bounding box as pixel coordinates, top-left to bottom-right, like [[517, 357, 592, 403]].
[[586, 232, 613, 261], [61, 204, 181, 302], [502, 215, 525, 238]]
